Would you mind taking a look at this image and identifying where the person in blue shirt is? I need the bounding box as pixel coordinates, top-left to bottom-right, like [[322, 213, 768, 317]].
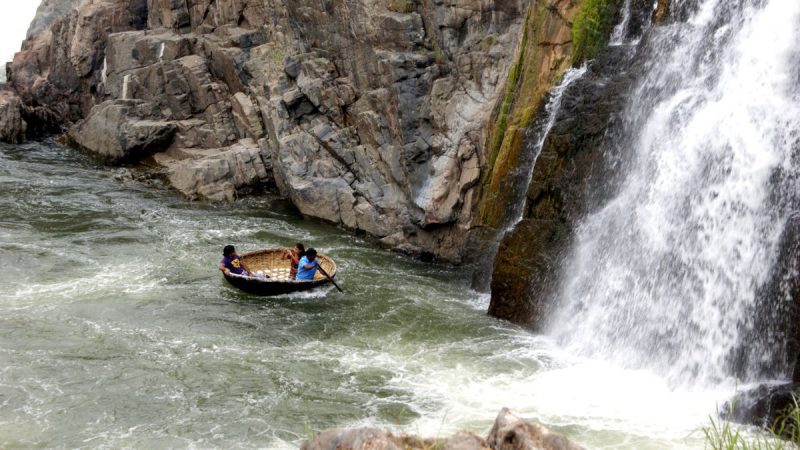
[[219, 245, 252, 277], [295, 248, 320, 281]]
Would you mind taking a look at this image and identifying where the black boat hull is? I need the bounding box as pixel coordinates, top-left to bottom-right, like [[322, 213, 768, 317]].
[[223, 273, 332, 296]]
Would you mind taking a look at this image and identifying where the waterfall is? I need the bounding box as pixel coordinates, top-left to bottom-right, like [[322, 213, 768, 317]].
[[507, 66, 587, 231], [547, 0, 800, 387], [121, 74, 131, 100], [158, 43, 165, 62], [101, 57, 107, 85], [609, 0, 633, 45], [473, 67, 588, 291]]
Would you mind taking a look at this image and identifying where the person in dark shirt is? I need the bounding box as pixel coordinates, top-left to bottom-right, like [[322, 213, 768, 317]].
[[219, 245, 252, 277]]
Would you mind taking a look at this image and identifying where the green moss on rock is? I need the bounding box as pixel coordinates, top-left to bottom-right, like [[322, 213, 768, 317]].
[[572, 0, 621, 65], [476, 2, 579, 229]]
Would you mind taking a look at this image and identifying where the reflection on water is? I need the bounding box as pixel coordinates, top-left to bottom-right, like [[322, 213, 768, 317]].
[[0, 141, 727, 448]]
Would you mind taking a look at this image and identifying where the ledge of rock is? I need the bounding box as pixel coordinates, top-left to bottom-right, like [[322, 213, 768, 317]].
[[301, 408, 582, 450], [154, 138, 273, 202], [68, 99, 176, 163], [0, 90, 27, 144]]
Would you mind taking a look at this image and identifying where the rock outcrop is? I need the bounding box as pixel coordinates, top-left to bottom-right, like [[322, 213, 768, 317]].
[[723, 383, 800, 440], [5, 0, 571, 262], [0, 90, 27, 144], [301, 408, 582, 450], [487, 408, 582, 450], [487, 6, 637, 327], [68, 99, 176, 163]]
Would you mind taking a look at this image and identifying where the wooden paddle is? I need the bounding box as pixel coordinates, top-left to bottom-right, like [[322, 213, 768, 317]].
[[315, 263, 343, 293]]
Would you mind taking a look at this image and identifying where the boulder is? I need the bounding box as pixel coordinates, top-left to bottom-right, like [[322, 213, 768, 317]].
[[301, 409, 581, 450], [68, 100, 176, 163], [0, 90, 27, 144], [723, 383, 800, 438], [487, 408, 582, 450], [155, 138, 272, 201]]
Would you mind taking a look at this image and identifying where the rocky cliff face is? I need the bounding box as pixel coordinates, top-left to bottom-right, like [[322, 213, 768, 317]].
[[3, 0, 546, 261], [488, 41, 633, 327], [486, 0, 635, 325]]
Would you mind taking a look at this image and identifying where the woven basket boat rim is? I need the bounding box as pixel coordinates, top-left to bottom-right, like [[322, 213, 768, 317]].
[[238, 248, 337, 283]]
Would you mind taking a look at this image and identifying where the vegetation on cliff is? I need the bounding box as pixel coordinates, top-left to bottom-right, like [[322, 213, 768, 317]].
[[572, 0, 621, 65], [477, 2, 577, 229]]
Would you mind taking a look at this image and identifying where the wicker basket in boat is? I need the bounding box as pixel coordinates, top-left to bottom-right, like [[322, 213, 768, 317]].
[[241, 248, 337, 282]]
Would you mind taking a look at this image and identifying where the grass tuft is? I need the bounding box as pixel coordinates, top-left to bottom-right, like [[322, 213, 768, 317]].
[[704, 395, 800, 450], [572, 0, 620, 65]]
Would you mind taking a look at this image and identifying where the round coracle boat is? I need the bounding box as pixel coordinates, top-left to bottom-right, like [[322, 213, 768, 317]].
[[223, 248, 337, 296]]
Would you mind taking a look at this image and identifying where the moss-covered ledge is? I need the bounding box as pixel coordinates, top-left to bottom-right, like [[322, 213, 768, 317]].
[[486, 0, 627, 328], [572, 0, 622, 65], [475, 0, 582, 232]]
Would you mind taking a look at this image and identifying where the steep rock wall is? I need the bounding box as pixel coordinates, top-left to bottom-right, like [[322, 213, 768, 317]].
[[5, 0, 537, 261], [487, 0, 640, 327]]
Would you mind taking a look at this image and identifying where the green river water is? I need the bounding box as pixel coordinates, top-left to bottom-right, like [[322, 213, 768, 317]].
[[0, 141, 735, 448]]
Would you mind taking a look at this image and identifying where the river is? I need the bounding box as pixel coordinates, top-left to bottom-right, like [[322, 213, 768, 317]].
[[0, 141, 742, 448]]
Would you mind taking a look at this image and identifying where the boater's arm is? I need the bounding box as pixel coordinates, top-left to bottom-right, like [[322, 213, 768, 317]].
[[219, 262, 231, 275]]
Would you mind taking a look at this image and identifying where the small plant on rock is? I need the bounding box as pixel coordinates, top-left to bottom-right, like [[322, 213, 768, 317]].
[[703, 395, 800, 450]]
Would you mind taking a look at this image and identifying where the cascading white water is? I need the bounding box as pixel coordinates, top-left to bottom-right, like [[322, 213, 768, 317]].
[[507, 66, 587, 230], [548, 0, 800, 387], [609, 0, 633, 45], [121, 74, 130, 100]]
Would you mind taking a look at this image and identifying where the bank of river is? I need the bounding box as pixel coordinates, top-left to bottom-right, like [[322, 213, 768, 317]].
[[0, 141, 732, 448]]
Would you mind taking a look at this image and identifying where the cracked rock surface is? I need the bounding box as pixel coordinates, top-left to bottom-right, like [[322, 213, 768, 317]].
[[5, 0, 534, 260]]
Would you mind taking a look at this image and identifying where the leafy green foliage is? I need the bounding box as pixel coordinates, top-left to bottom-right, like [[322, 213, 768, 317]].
[[572, 0, 620, 65]]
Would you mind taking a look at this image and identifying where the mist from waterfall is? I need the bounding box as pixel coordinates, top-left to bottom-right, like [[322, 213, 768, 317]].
[[547, 0, 800, 387]]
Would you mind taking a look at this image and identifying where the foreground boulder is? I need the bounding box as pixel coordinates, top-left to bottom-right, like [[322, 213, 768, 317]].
[[0, 90, 27, 144], [301, 408, 582, 450], [487, 408, 582, 450], [302, 428, 488, 450]]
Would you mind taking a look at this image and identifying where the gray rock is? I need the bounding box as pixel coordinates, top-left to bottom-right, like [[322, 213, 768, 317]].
[[68, 100, 176, 163], [155, 138, 272, 201], [6, 0, 531, 262], [487, 408, 583, 450], [301, 409, 581, 450], [0, 91, 27, 144], [26, 0, 84, 40], [231, 92, 265, 140]]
